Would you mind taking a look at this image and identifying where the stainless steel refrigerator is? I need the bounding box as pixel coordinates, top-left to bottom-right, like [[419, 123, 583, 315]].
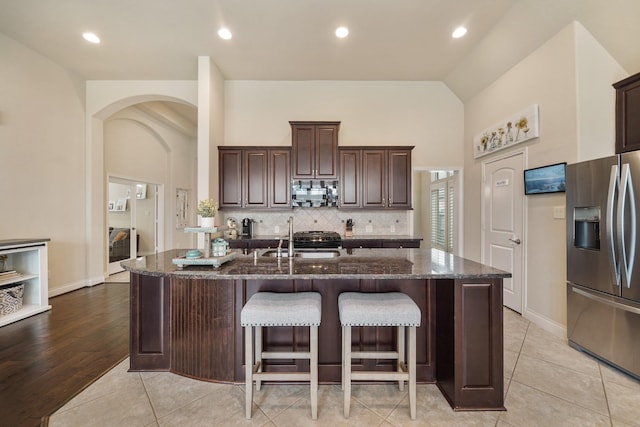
[[566, 153, 640, 380]]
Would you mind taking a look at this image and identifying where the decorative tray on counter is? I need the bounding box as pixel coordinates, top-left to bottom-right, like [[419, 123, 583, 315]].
[[172, 250, 239, 269]]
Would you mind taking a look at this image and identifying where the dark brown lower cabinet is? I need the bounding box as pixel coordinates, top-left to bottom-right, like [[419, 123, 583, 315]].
[[436, 278, 504, 410], [129, 274, 504, 410], [129, 273, 170, 371]]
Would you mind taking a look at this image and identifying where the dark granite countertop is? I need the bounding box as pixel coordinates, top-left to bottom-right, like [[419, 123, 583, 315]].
[[121, 248, 510, 280], [228, 234, 422, 242]]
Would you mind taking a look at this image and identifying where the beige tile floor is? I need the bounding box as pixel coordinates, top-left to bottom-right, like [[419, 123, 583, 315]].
[[49, 307, 640, 427]]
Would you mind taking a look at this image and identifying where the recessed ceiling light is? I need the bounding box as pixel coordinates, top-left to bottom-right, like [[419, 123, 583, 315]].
[[82, 32, 100, 44], [218, 28, 232, 40], [452, 26, 467, 39], [335, 26, 349, 38]]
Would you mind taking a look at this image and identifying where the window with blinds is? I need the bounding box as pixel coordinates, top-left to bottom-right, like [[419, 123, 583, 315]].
[[430, 171, 455, 252]]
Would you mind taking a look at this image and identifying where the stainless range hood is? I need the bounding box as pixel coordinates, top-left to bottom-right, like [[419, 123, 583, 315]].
[[292, 180, 338, 207]]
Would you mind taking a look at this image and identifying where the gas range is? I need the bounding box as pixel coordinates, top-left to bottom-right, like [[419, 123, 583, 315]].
[[293, 231, 342, 248]]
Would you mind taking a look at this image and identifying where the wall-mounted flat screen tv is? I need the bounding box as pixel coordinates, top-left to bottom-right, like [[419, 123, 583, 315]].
[[524, 162, 566, 195]]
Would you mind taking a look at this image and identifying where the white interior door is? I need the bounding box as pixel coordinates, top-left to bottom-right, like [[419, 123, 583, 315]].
[[483, 152, 525, 313]]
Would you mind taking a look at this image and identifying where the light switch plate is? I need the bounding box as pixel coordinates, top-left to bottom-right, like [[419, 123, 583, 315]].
[[553, 206, 565, 219], [365, 224, 373, 233]]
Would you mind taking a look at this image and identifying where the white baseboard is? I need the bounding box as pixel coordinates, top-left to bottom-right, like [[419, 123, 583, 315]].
[[522, 306, 567, 339], [48, 275, 105, 297]]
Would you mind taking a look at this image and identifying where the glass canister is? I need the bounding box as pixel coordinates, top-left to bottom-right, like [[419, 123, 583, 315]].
[[212, 238, 229, 257]]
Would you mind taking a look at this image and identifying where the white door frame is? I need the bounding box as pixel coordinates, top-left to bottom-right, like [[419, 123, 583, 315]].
[[412, 166, 464, 256], [481, 149, 527, 312], [106, 174, 164, 277]]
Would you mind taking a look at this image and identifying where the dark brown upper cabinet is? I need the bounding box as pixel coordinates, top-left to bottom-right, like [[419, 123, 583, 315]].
[[290, 121, 340, 179], [339, 149, 361, 208], [268, 148, 291, 208], [219, 147, 291, 209], [219, 148, 244, 208], [387, 149, 413, 208], [614, 72, 640, 154], [340, 146, 413, 210]]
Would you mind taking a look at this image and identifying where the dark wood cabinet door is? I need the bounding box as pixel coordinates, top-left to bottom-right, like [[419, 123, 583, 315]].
[[315, 124, 339, 179], [291, 121, 339, 179], [614, 73, 640, 154], [219, 149, 243, 208], [244, 150, 268, 207], [269, 149, 291, 208], [339, 149, 361, 207], [362, 149, 386, 207], [129, 273, 170, 371], [388, 149, 412, 208], [291, 124, 315, 178]]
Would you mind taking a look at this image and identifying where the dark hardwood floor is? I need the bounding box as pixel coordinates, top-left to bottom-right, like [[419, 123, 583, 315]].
[[0, 281, 129, 427]]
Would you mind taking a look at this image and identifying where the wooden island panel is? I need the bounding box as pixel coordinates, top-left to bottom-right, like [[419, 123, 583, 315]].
[[129, 273, 170, 371], [436, 278, 504, 410], [171, 278, 236, 382]]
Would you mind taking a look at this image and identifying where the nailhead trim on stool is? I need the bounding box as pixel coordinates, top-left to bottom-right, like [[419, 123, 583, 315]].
[[241, 292, 322, 420], [339, 292, 421, 420]]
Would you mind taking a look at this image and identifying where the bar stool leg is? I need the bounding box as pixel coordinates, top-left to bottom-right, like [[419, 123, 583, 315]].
[[255, 326, 262, 391], [409, 326, 417, 420], [343, 325, 352, 418], [245, 325, 253, 419], [310, 326, 318, 420], [341, 326, 345, 391], [397, 325, 405, 391]]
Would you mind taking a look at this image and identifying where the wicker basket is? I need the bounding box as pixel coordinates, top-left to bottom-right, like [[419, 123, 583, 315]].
[[0, 283, 24, 315]]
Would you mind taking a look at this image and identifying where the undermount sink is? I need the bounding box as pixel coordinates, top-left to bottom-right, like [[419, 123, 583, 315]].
[[261, 249, 340, 259]]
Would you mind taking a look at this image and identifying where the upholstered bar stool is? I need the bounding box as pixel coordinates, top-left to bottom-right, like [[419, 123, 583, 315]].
[[338, 292, 421, 420], [240, 292, 322, 420]]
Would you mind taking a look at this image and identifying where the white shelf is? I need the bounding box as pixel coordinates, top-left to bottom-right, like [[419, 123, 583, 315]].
[[0, 241, 50, 327], [0, 303, 51, 328], [0, 273, 38, 287]]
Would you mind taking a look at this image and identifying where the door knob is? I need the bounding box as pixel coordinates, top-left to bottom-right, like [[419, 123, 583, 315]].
[[509, 237, 521, 245]]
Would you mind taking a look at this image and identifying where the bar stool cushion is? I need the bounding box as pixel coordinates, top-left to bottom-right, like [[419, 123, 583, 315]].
[[338, 292, 420, 327], [241, 292, 322, 326]]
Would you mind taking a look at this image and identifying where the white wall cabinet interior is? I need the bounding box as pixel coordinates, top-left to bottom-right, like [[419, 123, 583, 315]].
[[0, 240, 51, 327]]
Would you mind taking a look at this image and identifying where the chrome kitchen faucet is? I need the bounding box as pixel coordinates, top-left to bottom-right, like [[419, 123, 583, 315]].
[[288, 216, 294, 257]]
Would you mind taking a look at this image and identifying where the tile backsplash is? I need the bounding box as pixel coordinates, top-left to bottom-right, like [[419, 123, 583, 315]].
[[221, 208, 411, 236]]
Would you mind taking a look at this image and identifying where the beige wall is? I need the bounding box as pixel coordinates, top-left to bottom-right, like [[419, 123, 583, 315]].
[[574, 23, 628, 161], [0, 32, 87, 295], [224, 81, 465, 169], [464, 22, 626, 334]]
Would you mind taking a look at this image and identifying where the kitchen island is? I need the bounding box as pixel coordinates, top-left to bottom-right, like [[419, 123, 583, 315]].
[[122, 247, 509, 411]]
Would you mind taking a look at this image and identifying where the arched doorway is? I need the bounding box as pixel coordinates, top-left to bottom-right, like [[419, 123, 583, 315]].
[[86, 83, 198, 283]]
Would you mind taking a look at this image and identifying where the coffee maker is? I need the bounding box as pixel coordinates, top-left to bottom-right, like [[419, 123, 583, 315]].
[[241, 218, 253, 238]]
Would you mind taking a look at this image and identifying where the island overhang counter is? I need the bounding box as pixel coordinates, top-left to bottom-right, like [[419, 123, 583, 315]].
[[122, 247, 510, 411]]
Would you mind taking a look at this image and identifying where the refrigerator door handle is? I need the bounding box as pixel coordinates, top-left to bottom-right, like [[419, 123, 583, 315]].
[[607, 165, 620, 286], [571, 285, 640, 315], [617, 163, 636, 288]]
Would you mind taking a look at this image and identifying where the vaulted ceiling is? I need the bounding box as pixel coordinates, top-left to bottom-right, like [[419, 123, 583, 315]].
[[0, 0, 638, 101]]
